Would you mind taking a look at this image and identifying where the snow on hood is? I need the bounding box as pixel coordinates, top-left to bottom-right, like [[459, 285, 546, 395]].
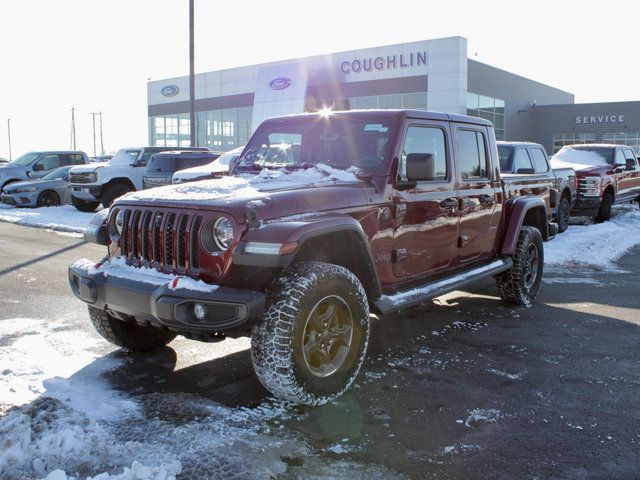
[[124, 164, 361, 203], [68, 162, 109, 173], [550, 149, 610, 171]]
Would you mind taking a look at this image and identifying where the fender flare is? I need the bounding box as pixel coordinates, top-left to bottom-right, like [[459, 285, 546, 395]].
[[232, 213, 382, 299], [501, 197, 548, 255]]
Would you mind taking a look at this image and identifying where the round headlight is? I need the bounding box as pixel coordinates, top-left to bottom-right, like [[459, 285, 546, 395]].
[[112, 209, 125, 236], [213, 217, 234, 250]]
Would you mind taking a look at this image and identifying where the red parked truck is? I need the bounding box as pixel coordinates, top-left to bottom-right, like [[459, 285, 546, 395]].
[[551, 144, 640, 222], [69, 110, 557, 405]]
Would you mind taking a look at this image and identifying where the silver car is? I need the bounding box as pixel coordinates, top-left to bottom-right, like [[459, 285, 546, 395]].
[[1, 166, 75, 207]]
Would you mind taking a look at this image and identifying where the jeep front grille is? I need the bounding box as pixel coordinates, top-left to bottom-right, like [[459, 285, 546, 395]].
[[117, 207, 203, 274], [68, 172, 95, 184]]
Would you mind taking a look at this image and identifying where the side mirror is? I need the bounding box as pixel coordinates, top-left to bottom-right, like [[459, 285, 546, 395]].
[[614, 163, 626, 173], [516, 168, 536, 174], [406, 153, 434, 181], [626, 159, 635, 170], [33, 164, 43, 172]]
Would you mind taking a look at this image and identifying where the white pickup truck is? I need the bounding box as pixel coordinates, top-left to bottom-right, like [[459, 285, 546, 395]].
[[67, 146, 208, 211]]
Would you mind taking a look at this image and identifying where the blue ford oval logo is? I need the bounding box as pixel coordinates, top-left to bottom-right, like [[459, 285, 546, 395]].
[[161, 84, 180, 97], [269, 77, 292, 90]]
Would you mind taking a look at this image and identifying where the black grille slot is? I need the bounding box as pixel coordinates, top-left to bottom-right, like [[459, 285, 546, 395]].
[[163, 213, 176, 268], [152, 212, 163, 264], [177, 215, 189, 269], [140, 211, 152, 261], [130, 210, 142, 259], [122, 210, 132, 256], [190, 215, 202, 269], [210, 305, 239, 323]]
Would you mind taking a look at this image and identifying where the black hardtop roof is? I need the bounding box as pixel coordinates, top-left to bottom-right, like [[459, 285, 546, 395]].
[[263, 109, 493, 127], [151, 150, 221, 158]]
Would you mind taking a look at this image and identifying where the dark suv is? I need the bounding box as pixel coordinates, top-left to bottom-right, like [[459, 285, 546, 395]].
[[70, 110, 556, 405], [551, 144, 640, 222], [142, 151, 222, 189]]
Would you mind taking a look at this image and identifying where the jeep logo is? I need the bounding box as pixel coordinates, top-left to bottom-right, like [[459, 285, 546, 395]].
[[269, 77, 292, 90], [161, 84, 180, 97]]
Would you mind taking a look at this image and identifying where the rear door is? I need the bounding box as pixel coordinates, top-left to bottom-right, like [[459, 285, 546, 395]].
[[622, 148, 640, 198], [453, 125, 501, 263], [392, 121, 459, 278], [614, 148, 634, 201]]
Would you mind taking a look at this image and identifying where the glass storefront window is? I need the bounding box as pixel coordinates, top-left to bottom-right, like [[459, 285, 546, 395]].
[[466, 92, 506, 141], [603, 132, 640, 154], [552, 133, 597, 153]]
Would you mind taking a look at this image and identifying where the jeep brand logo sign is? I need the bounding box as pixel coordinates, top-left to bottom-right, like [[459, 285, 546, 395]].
[[576, 114, 625, 124], [161, 84, 180, 97], [340, 51, 428, 75], [269, 77, 292, 90]]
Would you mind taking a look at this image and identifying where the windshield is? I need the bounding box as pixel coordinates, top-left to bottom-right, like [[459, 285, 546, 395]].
[[42, 166, 71, 180], [10, 152, 40, 166], [234, 115, 396, 174], [218, 147, 244, 166], [552, 146, 614, 166], [498, 146, 514, 172]]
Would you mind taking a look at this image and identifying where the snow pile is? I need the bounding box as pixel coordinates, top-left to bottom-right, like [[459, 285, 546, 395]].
[[172, 147, 242, 183], [550, 148, 610, 171], [123, 164, 360, 203], [0, 204, 100, 233], [72, 257, 219, 292], [545, 206, 640, 270]]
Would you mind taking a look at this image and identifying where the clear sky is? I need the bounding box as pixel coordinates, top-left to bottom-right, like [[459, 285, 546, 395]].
[[1, 0, 638, 158]]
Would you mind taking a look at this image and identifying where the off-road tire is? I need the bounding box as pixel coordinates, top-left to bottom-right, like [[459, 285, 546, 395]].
[[88, 305, 176, 351], [556, 195, 571, 233], [251, 262, 370, 406], [595, 191, 613, 223], [496, 226, 544, 307], [36, 190, 60, 207], [71, 196, 100, 212], [102, 183, 133, 209]]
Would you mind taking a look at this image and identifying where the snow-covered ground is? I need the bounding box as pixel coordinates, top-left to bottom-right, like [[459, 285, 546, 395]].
[[0, 317, 397, 480], [0, 204, 100, 234]]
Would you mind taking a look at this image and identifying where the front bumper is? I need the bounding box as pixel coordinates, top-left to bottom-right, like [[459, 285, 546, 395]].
[[1, 193, 36, 207], [571, 195, 601, 216], [68, 262, 265, 333], [69, 184, 102, 201]]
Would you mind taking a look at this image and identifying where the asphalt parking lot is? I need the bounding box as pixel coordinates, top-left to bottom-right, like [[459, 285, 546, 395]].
[[1, 221, 640, 479]]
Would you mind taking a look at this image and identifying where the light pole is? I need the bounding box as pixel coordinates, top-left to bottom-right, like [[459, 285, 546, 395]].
[[7, 119, 12, 161], [189, 0, 196, 147], [99, 111, 104, 155], [89, 112, 99, 156]]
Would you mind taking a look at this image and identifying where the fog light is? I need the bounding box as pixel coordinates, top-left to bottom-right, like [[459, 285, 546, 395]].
[[193, 303, 208, 321]]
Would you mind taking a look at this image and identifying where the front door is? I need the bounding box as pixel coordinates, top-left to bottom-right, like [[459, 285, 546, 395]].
[[32, 154, 62, 179], [392, 122, 459, 279], [452, 125, 501, 263]]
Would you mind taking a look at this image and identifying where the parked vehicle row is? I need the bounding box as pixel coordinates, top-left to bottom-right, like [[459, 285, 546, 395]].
[[142, 150, 222, 189]]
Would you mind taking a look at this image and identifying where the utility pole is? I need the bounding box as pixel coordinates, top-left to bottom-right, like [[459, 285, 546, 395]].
[[189, 0, 196, 146], [89, 112, 99, 156], [7, 119, 12, 161], [70, 107, 76, 150], [99, 111, 104, 155]]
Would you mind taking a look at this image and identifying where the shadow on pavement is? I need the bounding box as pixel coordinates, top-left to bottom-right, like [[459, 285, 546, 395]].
[[0, 239, 86, 276]]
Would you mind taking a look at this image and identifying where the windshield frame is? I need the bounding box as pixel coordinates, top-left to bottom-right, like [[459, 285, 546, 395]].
[[42, 166, 72, 180]]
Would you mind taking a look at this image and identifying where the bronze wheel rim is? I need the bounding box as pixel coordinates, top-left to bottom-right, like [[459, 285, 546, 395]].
[[523, 244, 539, 290], [302, 295, 354, 378]]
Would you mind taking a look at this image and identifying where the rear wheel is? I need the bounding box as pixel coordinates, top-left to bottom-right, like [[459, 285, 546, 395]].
[[36, 190, 60, 207], [88, 305, 176, 351], [71, 196, 100, 212], [556, 195, 571, 233], [496, 226, 544, 307], [251, 262, 370, 405], [595, 191, 613, 223], [102, 183, 133, 208]]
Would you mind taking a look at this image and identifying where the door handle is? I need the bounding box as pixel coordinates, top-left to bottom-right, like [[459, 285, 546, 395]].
[[439, 198, 458, 209], [479, 194, 495, 205]]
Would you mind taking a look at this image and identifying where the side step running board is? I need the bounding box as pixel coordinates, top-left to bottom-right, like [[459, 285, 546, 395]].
[[372, 258, 513, 315]]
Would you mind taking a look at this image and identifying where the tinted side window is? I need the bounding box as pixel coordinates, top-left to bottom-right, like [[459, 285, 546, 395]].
[[512, 149, 533, 172], [457, 130, 488, 180], [530, 148, 549, 173], [623, 149, 637, 167], [615, 149, 626, 166], [36, 154, 62, 171], [400, 126, 447, 181], [69, 154, 85, 165]]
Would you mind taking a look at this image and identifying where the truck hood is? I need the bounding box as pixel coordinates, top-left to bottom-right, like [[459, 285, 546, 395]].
[[573, 164, 615, 177], [0, 165, 22, 175], [69, 162, 110, 173], [116, 165, 370, 222]]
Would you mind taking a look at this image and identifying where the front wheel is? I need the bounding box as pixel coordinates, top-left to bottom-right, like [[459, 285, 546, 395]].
[[556, 195, 571, 233], [595, 191, 612, 223], [102, 184, 133, 209], [251, 262, 370, 406], [72, 196, 100, 212], [37, 190, 60, 207], [88, 305, 176, 351], [496, 226, 544, 307]]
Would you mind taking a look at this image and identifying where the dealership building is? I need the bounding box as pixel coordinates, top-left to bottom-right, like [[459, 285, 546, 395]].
[[147, 36, 640, 155]]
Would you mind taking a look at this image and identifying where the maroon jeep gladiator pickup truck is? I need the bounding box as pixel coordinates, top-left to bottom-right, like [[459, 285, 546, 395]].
[[69, 110, 557, 405]]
